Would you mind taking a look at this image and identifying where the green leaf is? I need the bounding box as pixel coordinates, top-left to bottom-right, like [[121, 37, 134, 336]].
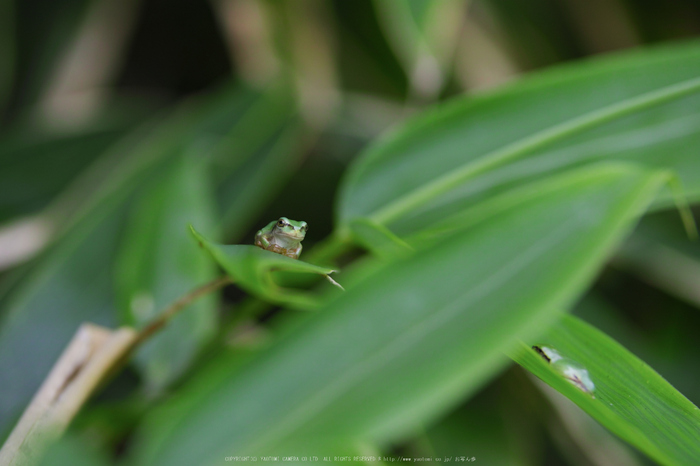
[[0, 202, 125, 441], [512, 314, 700, 466], [0, 83, 288, 440], [338, 40, 700, 234], [131, 163, 665, 465], [189, 226, 338, 309], [204, 80, 304, 240], [423, 399, 528, 466], [36, 433, 110, 466], [0, 129, 123, 224], [373, 0, 465, 99], [115, 156, 218, 393], [332, 1, 407, 99], [574, 293, 700, 414], [47, 83, 265, 238], [348, 218, 413, 260], [373, 0, 437, 68]]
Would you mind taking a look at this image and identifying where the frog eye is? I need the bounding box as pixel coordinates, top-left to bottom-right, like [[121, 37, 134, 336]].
[[301, 223, 308, 232], [277, 219, 288, 228]]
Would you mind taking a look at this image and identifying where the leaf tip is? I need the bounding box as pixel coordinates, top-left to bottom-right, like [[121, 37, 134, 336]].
[[188, 224, 206, 249], [325, 273, 345, 291]]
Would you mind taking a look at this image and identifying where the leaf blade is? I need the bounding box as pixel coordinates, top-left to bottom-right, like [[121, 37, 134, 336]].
[[338, 40, 700, 233], [115, 156, 218, 392], [132, 164, 667, 465], [512, 314, 700, 465], [189, 226, 337, 309]]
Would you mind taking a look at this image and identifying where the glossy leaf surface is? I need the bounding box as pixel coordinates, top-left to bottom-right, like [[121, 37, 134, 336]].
[[513, 314, 700, 465], [133, 164, 664, 465], [338, 41, 700, 234]]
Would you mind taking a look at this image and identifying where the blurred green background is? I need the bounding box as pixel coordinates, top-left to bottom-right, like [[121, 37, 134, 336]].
[[1, 0, 700, 465]]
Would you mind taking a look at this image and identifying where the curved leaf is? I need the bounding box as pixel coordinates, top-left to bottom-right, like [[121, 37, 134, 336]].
[[189, 226, 338, 309], [132, 163, 665, 465], [512, 314, 700, 465], [338, 40, 700, 234]]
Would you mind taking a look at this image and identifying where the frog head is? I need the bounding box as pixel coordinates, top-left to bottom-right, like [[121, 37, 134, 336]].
[[274, 217, 307, 241]]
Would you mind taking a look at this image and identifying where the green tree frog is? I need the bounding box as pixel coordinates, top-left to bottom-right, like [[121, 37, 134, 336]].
[[254, 217, 308, 259]]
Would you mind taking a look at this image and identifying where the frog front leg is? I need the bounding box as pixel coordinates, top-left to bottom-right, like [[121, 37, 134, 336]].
[[286, 243, 302, 259], [255, 231, 272, 249]]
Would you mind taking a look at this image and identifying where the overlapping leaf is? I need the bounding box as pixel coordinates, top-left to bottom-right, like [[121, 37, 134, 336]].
[[132, 163, 664, 465], [190, 226, 338, 309], [0, 82, 300, 440], [338, 40, 700, 235]]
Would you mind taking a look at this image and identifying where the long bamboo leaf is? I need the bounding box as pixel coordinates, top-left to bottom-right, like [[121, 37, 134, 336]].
[[131, 163, 665, 465], [512, 314, 700, 465], [338, 40, 700, 235]]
